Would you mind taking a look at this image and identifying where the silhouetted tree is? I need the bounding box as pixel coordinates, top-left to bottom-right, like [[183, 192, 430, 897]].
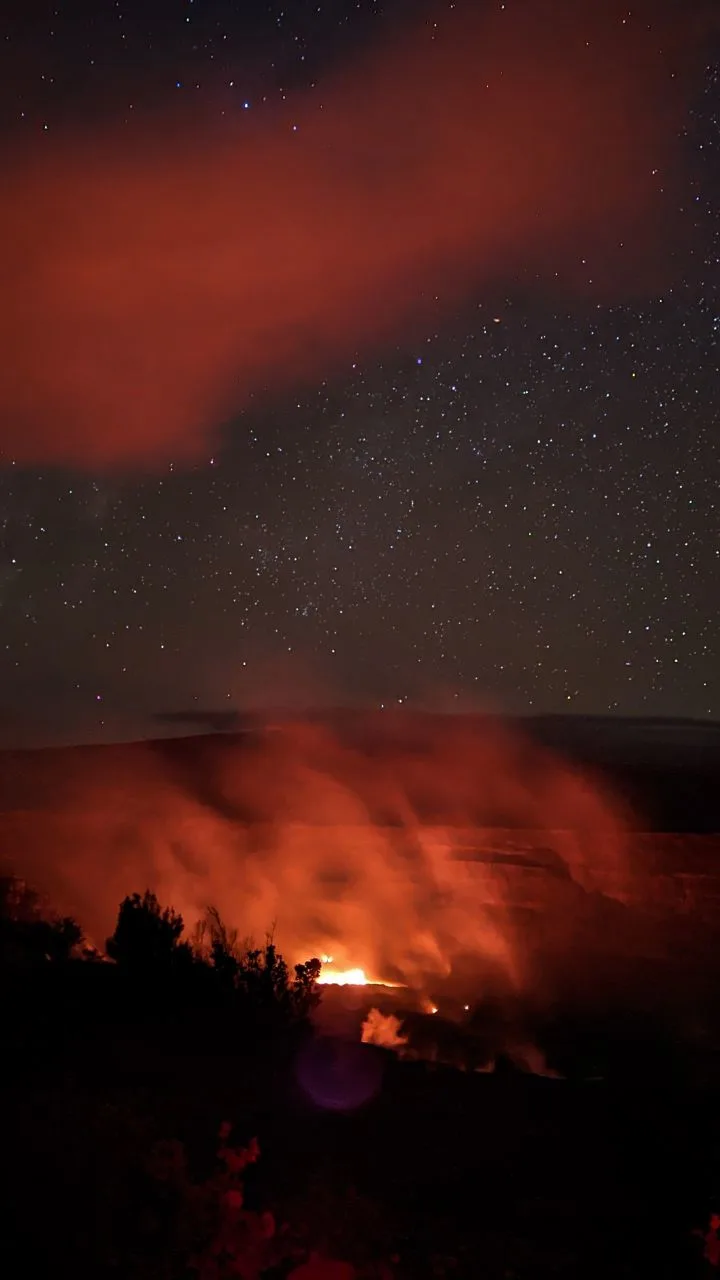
[[197, 908, 321, 1020], [204, 903, 243, 990], [237, 939, 322, 1022], [102, 893, 321, 1028], [106, 890, 187, 972], [0, 874, 83, 967], [36, 915, 84, 963], [292, 957, 323, 1018]]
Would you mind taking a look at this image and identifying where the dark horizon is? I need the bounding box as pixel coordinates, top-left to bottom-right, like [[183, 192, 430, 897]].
[[2, 704, 720, 754]]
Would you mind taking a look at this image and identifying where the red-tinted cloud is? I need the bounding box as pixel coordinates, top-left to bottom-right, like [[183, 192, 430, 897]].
[[0, 0, 694, 468]]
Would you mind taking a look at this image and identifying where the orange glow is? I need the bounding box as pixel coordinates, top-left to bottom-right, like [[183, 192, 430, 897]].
[[318, 966, 370, 987], [419, 996, 440, 1015], [317, 955, 403, 987], [0, 0, 696, 468], [0, 711, 640, 998]]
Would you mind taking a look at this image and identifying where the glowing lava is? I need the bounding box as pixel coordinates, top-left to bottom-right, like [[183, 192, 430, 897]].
[[318, 966, 370, 987], [317, 955, 403, 988]]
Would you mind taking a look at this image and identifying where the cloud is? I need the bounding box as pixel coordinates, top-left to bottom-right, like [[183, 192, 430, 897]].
[[0, 0, 697, 469]]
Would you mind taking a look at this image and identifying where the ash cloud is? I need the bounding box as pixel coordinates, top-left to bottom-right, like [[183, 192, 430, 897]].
[[0, 0, 697, 468]]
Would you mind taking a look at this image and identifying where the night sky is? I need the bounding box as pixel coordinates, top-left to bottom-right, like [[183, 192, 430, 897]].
[[0, 0, 718, 745]]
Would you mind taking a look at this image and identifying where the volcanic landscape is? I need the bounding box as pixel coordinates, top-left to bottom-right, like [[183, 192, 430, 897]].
[[2, 711, 720, 1075]]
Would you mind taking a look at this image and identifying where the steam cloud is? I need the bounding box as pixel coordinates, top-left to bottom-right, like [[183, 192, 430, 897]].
[[362, 1009, 409, 1052], [1, 715, 638, 994], [0, 0, 694, 467]]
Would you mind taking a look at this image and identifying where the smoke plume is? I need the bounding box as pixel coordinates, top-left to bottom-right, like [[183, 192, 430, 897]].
[[362, 1009, 409, 1052], [0, 0, 695, 467], [0, 714, 638, 996]]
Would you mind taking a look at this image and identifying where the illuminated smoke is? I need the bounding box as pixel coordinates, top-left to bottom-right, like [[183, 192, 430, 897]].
[[359, 1008, 562, 1077], [361, 1009, 408, 1052], [0, 713, 637, 997], [0, 0, 696, 467]]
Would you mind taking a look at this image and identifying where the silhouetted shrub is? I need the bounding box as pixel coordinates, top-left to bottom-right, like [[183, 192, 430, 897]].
[[106, 889, 190, 973], [193, 905, 322, 1025], [100, 892, 321, 1036], [0, 873, 83, 968], [236, 941, 322, 1024]]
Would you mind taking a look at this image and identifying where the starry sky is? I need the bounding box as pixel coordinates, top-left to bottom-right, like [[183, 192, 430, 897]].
[[0, 0, 718, 745]]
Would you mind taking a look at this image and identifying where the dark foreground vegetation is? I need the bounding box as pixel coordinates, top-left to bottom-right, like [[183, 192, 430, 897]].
[[2, 876, 720, 1279]]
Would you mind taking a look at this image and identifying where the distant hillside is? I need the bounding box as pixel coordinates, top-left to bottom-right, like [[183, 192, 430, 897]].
[[0, 712, 719, 830]]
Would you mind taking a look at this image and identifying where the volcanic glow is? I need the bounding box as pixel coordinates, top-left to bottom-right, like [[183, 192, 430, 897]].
[[0, 712, 639, 1001], [318, 964, 370, 987], [317, 956, 400, 988]]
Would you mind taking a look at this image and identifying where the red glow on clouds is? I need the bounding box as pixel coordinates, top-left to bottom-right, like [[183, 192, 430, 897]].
[[0, 0, 694, 468]]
